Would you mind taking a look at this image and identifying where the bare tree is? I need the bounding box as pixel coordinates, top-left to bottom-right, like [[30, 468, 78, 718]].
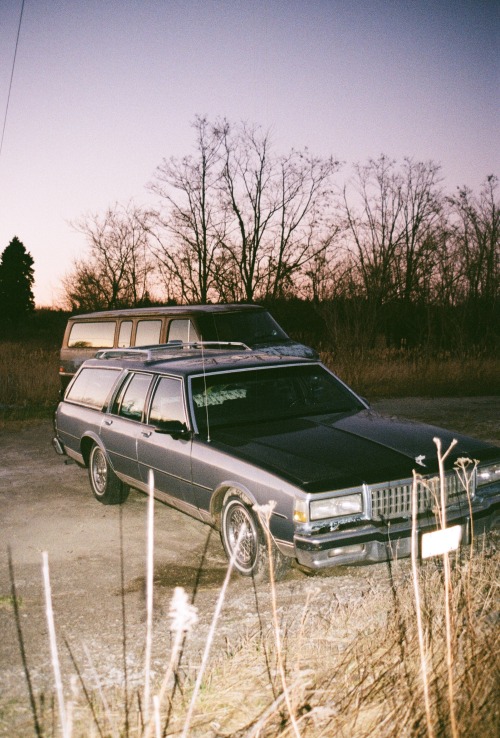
[[219, 122, 340, 300], [395, 158, 443, 304], [340, 156, 444, 345], [448, 174, 499, 305], [218, 122, 278, 300], [342, 155, 403, 306], [267, 149, 340, 298], [63, 203, 157, 311], [148, 115, 225, 304]]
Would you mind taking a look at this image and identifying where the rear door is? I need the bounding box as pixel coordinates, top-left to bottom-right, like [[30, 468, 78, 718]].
[[100, 372, 154, 483]]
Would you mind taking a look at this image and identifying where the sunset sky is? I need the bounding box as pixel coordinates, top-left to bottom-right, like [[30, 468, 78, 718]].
[[0, 0, 498, 307]]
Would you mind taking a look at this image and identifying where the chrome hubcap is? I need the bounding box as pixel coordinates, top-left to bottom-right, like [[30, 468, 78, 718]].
[[92, 449, 107, 494], [227, 506, 256, 566]]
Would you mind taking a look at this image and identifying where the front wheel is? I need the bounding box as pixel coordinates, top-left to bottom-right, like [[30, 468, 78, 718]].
[[221, 496, 289, 582], [88, 443, 129, 505]]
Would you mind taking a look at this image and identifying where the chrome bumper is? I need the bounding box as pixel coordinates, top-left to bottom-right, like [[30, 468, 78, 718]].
[[294, 489, 500, 570]]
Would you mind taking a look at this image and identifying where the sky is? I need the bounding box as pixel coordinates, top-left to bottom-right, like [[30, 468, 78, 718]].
[[0, 0, 498, 307]]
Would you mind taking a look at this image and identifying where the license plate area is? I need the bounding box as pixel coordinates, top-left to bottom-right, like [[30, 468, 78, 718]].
[[421, 525, 464, 559]]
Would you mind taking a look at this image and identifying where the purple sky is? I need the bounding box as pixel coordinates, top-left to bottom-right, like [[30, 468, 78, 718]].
[[0, 0, 498, 306]]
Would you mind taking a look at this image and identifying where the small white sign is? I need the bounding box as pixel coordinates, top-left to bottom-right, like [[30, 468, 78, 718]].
[[421, 525, 462, 559]]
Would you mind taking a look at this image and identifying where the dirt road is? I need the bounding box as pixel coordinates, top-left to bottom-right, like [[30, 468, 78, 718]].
[[1, 397, 499, 734]]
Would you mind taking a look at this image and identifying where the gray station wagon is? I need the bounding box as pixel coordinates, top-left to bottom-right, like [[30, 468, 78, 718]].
[[53, 345, 500, 580]]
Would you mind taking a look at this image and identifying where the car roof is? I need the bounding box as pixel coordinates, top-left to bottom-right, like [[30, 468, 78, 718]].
[[68, 303, 266, 320], [82, 346, 315, 378]]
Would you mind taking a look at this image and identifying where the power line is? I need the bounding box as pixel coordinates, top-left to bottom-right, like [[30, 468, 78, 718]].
[[0, 0, 26, 162]]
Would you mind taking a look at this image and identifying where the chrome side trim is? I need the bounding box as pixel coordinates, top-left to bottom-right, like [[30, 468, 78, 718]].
[[65, 446, 84, 465], [116, 472, 207, 522]]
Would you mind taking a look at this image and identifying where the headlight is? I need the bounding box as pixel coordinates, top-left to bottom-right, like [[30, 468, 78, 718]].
[[477, 462, 500, 487], [310, 494, 363, 521]]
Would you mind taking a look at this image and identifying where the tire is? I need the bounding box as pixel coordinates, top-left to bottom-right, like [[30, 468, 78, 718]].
[[221, 495, 290, 582], [88, 443, 129, 505]]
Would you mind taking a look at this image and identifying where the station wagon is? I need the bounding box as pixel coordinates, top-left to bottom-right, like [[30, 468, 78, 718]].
[[53, 346, 500, 579]]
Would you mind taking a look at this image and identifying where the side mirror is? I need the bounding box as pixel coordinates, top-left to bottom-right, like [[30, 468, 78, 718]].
[[154, 420, 192, 439]]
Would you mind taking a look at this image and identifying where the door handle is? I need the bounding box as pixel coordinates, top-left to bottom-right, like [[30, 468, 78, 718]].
[[104, 419, 113, 426], [141, 431, 152, 438]]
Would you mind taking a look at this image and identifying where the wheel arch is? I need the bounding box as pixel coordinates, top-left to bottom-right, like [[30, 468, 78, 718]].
[[80, 433, 104, 467], [210, 483, 258, 530]]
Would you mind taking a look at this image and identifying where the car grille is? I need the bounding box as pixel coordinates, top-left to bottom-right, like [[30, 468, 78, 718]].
[[371, 473, 472, 521]]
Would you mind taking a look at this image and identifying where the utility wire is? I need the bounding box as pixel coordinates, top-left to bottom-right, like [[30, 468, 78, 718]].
[[0, 0, 26, 162]]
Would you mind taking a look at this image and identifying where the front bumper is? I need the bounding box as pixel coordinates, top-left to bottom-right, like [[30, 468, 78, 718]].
[[294, 488, 500, 570]]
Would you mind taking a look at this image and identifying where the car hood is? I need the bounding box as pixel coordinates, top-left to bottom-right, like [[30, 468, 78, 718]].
[[209, 410, 499, 492]]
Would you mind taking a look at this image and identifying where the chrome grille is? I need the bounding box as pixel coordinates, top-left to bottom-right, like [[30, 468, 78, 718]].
[[371, 473, 471, 521]]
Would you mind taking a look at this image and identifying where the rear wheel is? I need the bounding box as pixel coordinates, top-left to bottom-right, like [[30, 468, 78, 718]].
[[88, 443, 129, 505], [221, 495, 289, 582]]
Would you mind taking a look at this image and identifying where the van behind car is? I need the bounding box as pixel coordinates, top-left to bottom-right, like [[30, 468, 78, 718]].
[[59, 303, 317, 389]]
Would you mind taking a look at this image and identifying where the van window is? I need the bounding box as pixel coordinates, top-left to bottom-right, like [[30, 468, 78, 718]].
[[198, 311, 288, 345], [136, 320, 162, 346], [68, 321, 116, 348], [66, 367, 121, 408], [118, 321, 133, 347], [168, 319, 200, 343]]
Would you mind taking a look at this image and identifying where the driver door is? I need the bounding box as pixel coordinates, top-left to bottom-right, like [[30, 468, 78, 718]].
[[137, 375, 195, 513]]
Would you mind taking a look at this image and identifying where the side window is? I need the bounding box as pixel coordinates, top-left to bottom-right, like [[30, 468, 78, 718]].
[[135, 320, 162, 346], [113, 373, 152, 421], [66, 368, 121, 408], [118, 321, 133, 347], [149, 377, 186, 428], [167, 319, 200, 343], [68, 321, 116, 348]]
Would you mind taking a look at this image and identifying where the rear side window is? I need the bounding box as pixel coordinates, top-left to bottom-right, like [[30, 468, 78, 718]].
[[66, 368, 121, 409], [113, 373, 152, 421], [135, 320, 162, 345], [68, 321, 116, 348]]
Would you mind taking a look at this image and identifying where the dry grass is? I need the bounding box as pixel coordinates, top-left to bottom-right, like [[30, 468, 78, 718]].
[[7, 530, 499, 737], [321, 349, 500, 399], [0, 342, 60, 415]]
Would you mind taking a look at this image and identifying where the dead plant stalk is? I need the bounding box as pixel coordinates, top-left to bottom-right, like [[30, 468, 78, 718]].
[[434, 437, 459, 738], [411, 472, 435, 738], [42, 551, 70, 738], [256, 502, 302, 738]]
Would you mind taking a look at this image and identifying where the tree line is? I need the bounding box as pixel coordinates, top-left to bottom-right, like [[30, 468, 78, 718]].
[[2, 116, 498, 352]]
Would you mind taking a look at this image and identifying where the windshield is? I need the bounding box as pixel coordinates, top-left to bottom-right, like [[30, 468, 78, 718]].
[[190, 365, 363, 430], [197, 310, 289, 346]]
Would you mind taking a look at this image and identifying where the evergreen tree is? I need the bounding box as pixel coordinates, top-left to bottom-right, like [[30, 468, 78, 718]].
[[0, 237, 35, 330]]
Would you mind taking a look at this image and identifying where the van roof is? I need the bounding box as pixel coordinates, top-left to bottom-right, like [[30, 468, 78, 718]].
[[68, 304, 265, 320]]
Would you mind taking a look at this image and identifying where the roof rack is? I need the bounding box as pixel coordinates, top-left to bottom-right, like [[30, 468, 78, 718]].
[[94, 341, 251, 362]]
